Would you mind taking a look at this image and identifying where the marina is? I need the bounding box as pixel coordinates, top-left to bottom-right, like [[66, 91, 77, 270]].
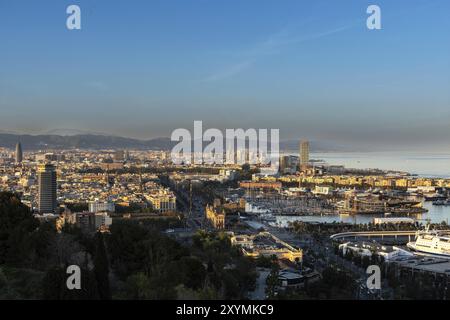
[[273, 202, 450, 227]]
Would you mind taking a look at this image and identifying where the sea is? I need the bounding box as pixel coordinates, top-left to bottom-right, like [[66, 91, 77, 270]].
[[311, 151, 450, 178]]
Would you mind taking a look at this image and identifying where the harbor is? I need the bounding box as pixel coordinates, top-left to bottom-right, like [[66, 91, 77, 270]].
[[271, 201, 450, 227]]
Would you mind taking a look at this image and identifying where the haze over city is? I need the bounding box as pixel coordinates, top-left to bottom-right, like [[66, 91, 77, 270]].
[[1, 0, 450, 151], [3, 0, 450, 308]]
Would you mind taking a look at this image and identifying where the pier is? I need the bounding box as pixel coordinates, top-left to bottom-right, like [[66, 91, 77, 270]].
[[330, 230, 420, 244]]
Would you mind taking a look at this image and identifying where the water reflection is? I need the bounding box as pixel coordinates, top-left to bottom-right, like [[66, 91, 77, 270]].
[[275, 202, 450, 227]]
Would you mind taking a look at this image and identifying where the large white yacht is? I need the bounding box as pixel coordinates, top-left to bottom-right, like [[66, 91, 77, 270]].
[[407, 225, 450, 258]]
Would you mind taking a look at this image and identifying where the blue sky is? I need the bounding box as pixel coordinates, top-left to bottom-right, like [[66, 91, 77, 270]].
[[0, 0, 449, 150]]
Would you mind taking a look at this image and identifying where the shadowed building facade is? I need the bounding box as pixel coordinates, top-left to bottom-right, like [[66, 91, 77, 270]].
[[299, 140, 309, 170], [37, 163, 57, 214]]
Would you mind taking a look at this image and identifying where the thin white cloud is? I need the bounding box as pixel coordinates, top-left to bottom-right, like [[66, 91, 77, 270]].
[[202, 60, 254, 82], [203, 24, 354, 82]]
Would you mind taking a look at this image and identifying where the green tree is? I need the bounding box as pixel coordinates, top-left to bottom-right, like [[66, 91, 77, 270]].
[[93, 232, 112, 300], [124, 272, 153, 299], [265, 263, 280, 299], [0, 192, 39, 266], [42, 266, 99, 300]]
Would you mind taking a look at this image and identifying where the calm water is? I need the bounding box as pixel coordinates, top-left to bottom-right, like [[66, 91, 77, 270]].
[[287, 151, 450, 178], [275, 202, 450, 226], [275, 151, 450, 226]]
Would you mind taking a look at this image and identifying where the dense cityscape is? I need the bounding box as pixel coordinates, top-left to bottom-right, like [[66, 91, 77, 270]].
[[1, 0, 450, 311], [1, 140, 450, 300]]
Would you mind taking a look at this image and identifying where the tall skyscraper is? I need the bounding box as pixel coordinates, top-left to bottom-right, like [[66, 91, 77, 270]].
[[15, 142, 23, 163], [37, 163, 57, 214], [299, 140, 310, 167]]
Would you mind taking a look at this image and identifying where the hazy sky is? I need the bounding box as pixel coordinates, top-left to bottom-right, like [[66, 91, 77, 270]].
[[1, 0, 449, 150]]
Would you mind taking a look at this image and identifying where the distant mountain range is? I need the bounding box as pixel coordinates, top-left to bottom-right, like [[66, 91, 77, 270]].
[[0, 133, 173, 150], [0, 133, 355, 152]]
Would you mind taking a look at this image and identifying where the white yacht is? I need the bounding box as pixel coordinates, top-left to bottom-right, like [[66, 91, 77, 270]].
[[407, 225, 450, 258]]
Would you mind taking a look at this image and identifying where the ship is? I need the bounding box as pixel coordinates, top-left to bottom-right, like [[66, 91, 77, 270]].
[[259, 213, 277, 222], [424, 193, 447, 201], [432, 199, 450, 206], [407, 224, 450, 258]]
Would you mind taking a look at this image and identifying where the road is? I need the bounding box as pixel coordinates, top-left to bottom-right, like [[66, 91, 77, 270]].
[[264, 222, 391, 299], [249, 268, 270, 300]]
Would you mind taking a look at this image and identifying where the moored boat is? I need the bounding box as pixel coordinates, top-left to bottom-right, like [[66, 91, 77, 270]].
[[407, 225, 450, 258]]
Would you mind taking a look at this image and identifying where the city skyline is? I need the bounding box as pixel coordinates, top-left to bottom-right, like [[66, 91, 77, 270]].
[[3, 0, 450, 305], [1, 0, 449, 151]]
